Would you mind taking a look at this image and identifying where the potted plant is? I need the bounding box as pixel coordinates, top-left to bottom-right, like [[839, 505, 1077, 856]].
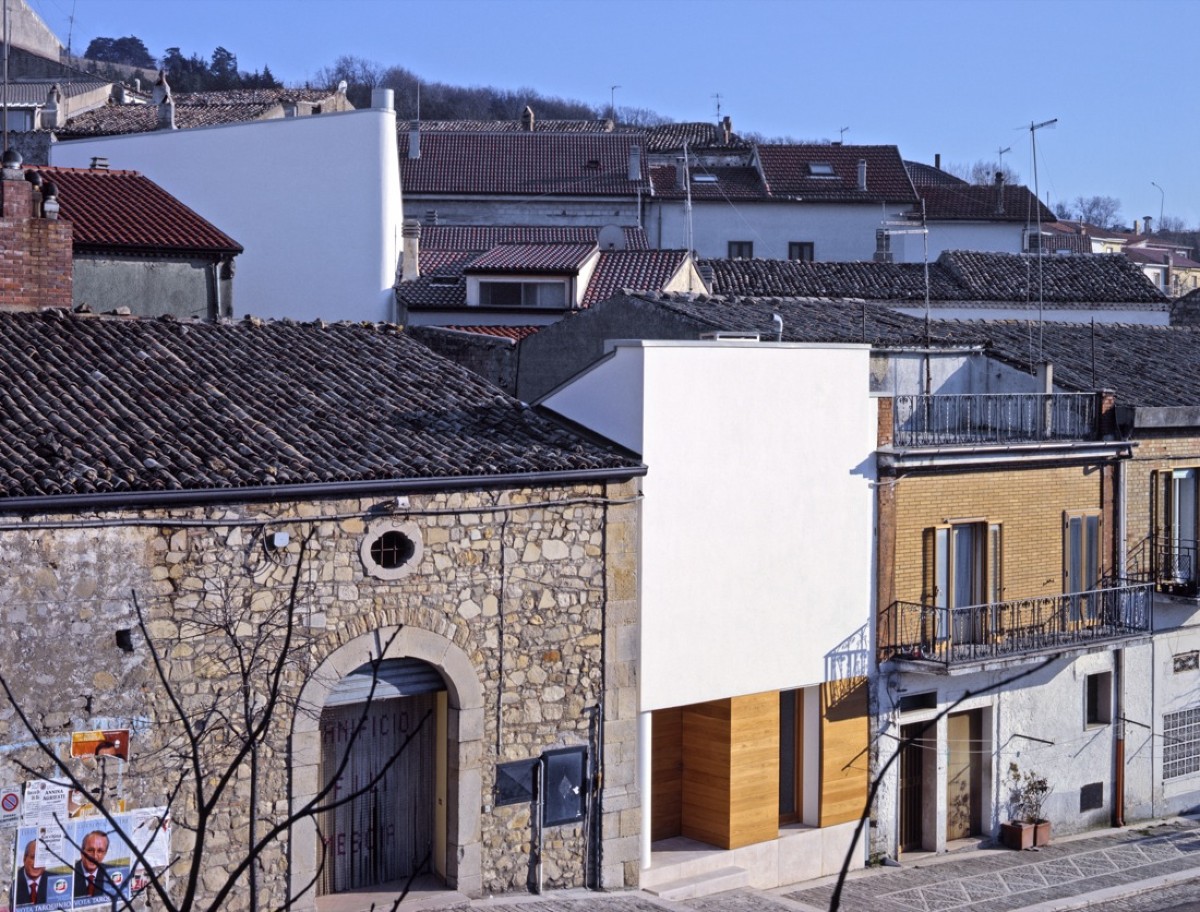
[[999, 762, 1052, 849]]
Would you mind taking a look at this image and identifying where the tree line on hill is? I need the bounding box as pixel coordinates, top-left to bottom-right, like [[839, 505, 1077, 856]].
[[82, 36, 281, 92]]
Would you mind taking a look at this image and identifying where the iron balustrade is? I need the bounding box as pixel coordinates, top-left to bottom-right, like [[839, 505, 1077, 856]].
[[1126, 537, 1199, 597], [881, 582, 1153, 668], [892, 393, 1098, 447]]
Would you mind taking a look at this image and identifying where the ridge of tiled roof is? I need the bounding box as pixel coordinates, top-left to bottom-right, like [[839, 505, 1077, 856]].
[[756, 144, 918, 202], [463, 242, 596, 273], [904, 160, 969, 188], [914, 183, 1056, 223], [1, 79, 110, 105], [0, 311, 638, 501], [421, 225, 647, 250], [582, 250, 690, 307], [30, 166, 242, 255], [702, 252, 1167, 305], [399, 132, 649, 196], [643, 122, 750, 152], [443, 324, 541, 340], [416, 118, 621, 134]]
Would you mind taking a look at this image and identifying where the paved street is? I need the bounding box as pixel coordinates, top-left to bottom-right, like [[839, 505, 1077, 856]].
[[402, 820, 1200, 912]]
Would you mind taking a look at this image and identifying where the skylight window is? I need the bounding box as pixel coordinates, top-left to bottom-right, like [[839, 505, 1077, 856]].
[[808, 162, 836, 176], [692, 173, 719, 183]]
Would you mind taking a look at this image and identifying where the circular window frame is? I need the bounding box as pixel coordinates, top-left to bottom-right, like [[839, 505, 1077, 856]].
[[360, 520, 423, 581]]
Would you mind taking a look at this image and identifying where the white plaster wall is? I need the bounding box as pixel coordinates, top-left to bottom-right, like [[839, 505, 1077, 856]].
[[874, 654, 1123, 859], [51, 107, 403, 323], [404, 195, 641, 229], [648, 200, 909, 261], [890, 306, 1170, 326], [544, 341, 878, 710], [895, 222, 1027, 261], [1147, 599, 1200, 817]]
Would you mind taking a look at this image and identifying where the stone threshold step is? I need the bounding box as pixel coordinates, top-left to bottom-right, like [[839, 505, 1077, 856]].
[[642, 866, 749, 901]]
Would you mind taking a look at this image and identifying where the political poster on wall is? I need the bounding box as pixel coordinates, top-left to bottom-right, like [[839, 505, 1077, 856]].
[[10, 808, 170, 911]]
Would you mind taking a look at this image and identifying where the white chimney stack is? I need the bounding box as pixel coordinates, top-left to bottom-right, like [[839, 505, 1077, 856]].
[[628, 145, 641, 181], [857, 159, 867, 192], [401, 219, 421, 282]]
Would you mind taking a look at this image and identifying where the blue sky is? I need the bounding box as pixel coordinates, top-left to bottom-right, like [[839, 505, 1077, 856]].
[[30, 0, 1200, 229]]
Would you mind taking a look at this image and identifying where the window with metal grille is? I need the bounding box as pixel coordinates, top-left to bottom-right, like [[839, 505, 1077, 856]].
[[1163, 706, 1200, 779], [370, 530, 415, 569], [727, 241, 753, 259]]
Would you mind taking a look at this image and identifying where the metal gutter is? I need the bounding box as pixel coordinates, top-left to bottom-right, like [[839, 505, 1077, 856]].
[[0, 465, 647, 515], [878, 439, 1135, 470]]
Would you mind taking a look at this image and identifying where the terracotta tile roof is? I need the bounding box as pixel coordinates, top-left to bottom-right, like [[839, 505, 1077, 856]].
[[614, 292, 1200, 409], [618, 290, 964, 347], [904, 160, 969, 188], [648, 165, 766, 200], [940, 250, 1166, 304], [58, 101, 278, 136], [400, 132, 649, 196], [582, 250, 690, 307], [30, 166, 242, 256], [1126, 247, 1200, 269], [0, 310, 639, 502], [419, 250, 479, 274], [702, 251, 1167, 306], [643, 122, 749, 152], [56, 89, 347, 137], [444, 324, 541, 340], [702, 258, 961, 301], [464, 243, 595, 273], [417, 119, 621, 134], [756, 144, 918, 202], [930, 319, 1200, 408], [421, 225, 648, 250], [0, 79, 110, 105], [914, 184, 1056, 223]]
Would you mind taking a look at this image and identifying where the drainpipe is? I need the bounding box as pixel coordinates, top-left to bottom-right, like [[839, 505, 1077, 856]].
[[639, 712, 652, 869], [1113, 458, 1126, 827]]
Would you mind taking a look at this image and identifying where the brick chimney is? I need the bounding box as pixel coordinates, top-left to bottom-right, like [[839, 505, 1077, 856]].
[[0, 151, 73, 311]]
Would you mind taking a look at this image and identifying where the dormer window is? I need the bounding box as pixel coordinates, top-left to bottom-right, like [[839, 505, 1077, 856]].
[[479, 280, 567, 308], [430, 276, 460, 286], [584, 159, 602, 170], [808, 162, 836, 176]]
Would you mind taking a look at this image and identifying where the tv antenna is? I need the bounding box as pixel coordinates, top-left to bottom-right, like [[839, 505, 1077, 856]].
[[609, 84, 620, 120], [1028, 117, 1057, 358], [839, 126, 850, 142], [997, 145, 1011, 171], [712, 92, 722, 121]]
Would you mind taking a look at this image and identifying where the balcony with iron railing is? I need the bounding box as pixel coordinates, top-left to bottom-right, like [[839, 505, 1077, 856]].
[[879, 581, 1153, 671], [891, 393, 1100, 448], [1127, 537, 1199, 598]]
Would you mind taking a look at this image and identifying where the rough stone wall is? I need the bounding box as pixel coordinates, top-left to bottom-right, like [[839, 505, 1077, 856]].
[[73, 255, 216, 319], [0, 479, 640, 905]]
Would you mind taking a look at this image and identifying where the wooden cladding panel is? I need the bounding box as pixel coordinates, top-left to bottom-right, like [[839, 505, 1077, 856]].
[[680, 693, 779, 850], [651, 707, 683, 841], [819, 678, 869, 828]]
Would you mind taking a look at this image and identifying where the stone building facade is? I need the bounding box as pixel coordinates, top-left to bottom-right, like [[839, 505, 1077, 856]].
[[0, 310, 644, 908]]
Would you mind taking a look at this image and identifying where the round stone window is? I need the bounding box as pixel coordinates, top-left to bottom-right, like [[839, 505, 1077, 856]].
[[361, 520, 422, 580]]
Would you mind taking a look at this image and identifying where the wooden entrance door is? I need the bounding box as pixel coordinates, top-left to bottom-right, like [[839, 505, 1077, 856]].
[[946, 711, 981, 841], [319, 692, 438, 893], [899, 722, 927, 852]]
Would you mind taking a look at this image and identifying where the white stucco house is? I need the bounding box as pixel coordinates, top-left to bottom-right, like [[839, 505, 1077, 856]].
[[49, 90, 403, 322]]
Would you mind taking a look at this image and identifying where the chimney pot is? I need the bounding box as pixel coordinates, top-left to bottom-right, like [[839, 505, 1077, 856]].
[[370, 88, 393, 110], [408, 123, 420, 159], [856, 158, 867, 192], [400, 218, 421, 283]]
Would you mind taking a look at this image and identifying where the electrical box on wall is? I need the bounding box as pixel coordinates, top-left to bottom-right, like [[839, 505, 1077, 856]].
[[541, 746, 587, 826]]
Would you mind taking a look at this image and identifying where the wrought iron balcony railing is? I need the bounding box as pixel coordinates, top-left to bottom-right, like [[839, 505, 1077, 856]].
[[892, 393, 1098, 448], [1127, 537, 1199, 597], [880, 582, 1153, 669]]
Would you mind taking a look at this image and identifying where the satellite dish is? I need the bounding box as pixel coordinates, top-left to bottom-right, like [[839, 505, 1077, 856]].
[[597, 225, 626, 251]]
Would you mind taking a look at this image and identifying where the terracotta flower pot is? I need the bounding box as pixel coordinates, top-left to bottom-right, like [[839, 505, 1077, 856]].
[[1000, 821, 1035, 850], [1034, 820, 1051, 846]]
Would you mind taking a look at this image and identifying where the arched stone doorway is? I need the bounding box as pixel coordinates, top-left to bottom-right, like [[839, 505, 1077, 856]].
[[291, 626, 485, 908]]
